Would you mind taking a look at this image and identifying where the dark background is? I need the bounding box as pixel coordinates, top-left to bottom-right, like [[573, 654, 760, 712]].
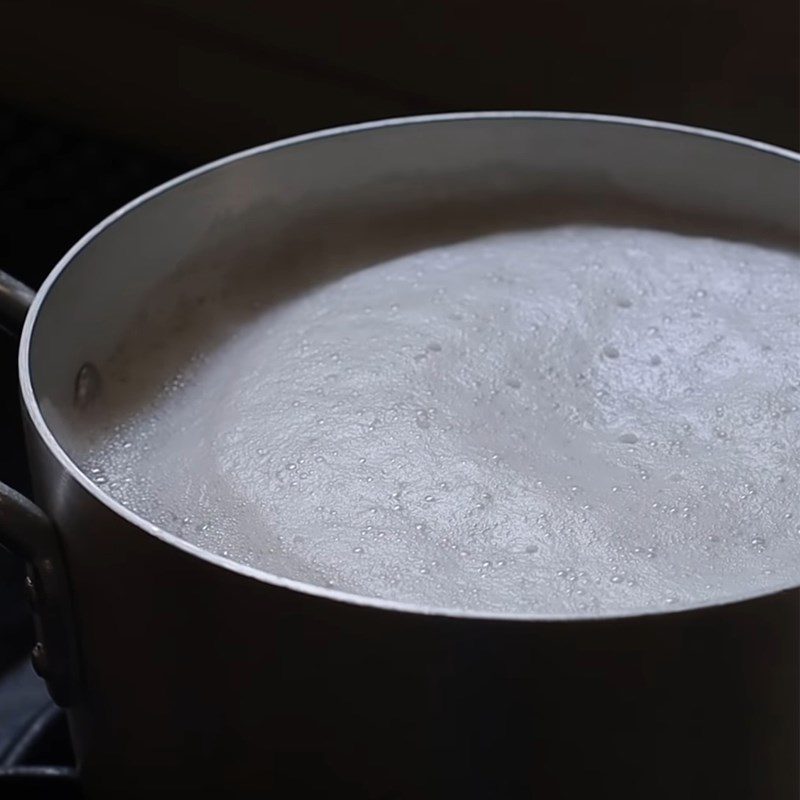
[[0, 0, 798, 758], [1, 0, 799, 160]]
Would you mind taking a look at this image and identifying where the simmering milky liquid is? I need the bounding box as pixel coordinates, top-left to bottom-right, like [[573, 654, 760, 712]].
[[71, 222, 800, 615]]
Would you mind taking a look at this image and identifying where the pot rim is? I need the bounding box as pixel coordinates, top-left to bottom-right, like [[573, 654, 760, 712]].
[[18, 111, 800, 623]]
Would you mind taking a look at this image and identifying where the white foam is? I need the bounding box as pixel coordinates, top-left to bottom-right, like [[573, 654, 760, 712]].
[[74, 224, 800, 615]]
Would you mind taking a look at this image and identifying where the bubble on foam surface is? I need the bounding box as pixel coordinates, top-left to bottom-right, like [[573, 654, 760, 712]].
[[72, 225, 800, 616]]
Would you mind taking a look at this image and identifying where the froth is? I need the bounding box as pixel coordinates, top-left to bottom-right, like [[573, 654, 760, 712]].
[[73, 224, 800, 615]]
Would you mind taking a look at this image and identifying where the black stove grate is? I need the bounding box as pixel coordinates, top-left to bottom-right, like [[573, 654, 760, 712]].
[[0, 660, 79, 797]]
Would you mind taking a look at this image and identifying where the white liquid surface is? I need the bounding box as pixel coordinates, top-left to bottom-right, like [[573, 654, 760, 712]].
[[73, 224, 800, 616]]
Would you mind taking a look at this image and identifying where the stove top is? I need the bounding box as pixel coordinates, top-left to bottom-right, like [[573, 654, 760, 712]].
[[0, 660, 79, 798]]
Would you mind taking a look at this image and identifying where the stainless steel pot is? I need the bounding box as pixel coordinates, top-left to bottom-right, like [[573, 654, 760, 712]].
[[0, 113, 798, 798]]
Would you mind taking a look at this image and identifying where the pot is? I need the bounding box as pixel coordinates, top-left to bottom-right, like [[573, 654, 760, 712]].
[[0, 113, 798, 798]]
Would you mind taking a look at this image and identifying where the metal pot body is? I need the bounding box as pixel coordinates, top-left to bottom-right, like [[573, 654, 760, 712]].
[[2, 115, 798, 798]]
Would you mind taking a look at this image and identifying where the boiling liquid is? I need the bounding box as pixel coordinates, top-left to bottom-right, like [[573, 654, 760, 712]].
[[73, 224, 800, 615]]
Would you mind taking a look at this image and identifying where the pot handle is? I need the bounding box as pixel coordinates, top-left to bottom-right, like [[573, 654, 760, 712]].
[[0, 483, 78, 705], [0, 270, 78, 706], [0, 269, 36, 333]]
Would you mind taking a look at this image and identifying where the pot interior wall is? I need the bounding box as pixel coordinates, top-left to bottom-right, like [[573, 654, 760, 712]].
[[25, 117, 799, 468]]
